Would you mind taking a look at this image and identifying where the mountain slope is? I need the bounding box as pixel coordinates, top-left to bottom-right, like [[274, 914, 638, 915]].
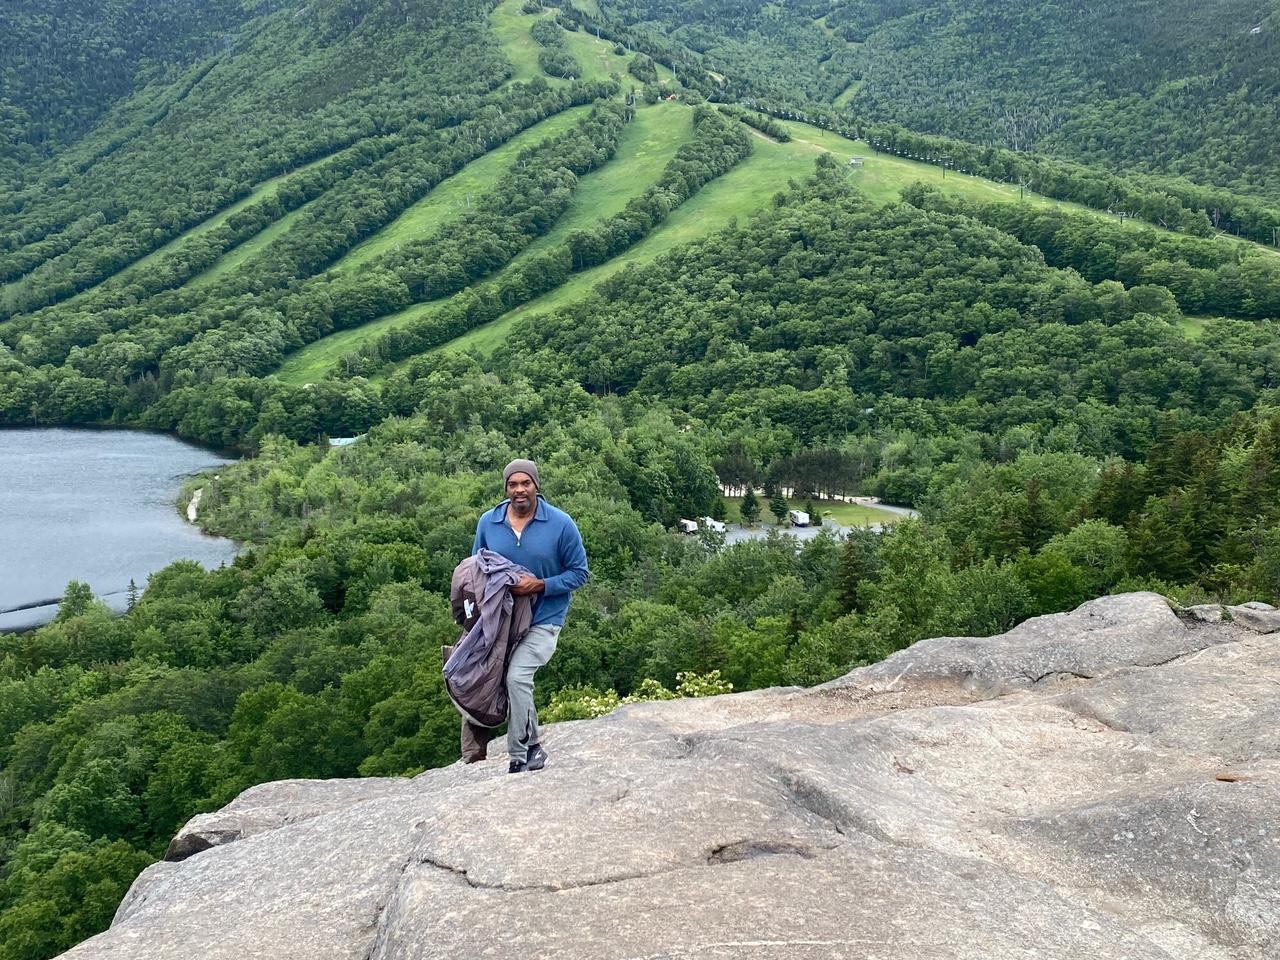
[[0, 0, 510, 316], [0, 0, 252, 183], [589, 0, 1280, 200]]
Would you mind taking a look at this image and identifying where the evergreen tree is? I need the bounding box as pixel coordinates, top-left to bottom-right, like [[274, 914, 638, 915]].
[[1082, 461, 1146, 526], [770, 490, 789, 525], [806, 500, 822, 526], [835, 536, 868, 615], [1233, 418, 1280, 521], [740, 485, 760, 525], [989, 503, 1025, 561], [1178, 466, 1226, 569], [1019, 475, 1055, 551], [785, 606, 803, 657], [1128, 497, 1194, 582], [710, 497, 727, 523]]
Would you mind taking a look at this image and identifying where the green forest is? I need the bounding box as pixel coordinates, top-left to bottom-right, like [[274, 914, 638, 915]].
[[0, 0, 252, 182], [2, 1, 1280, 958], [587, 0, 1280, 202]]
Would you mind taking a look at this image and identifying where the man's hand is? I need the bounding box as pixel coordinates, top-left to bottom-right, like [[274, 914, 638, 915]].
[[512, 575, 545, 596]]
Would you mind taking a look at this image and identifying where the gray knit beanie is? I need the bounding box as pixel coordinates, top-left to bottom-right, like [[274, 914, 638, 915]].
[[502, 458, 540, 490]]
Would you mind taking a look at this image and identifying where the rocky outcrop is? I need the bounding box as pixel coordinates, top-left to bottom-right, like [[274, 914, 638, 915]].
[[61, 593, 1278, 960], [1226, 601, 1280, 635], [160, 777, 418, 862]]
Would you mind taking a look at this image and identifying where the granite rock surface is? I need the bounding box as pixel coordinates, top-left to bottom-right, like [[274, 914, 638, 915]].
[[60, 593, 1279, 960]]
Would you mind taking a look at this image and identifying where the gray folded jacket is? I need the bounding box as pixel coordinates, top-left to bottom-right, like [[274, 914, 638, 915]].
[[444, 548, 534, 729]]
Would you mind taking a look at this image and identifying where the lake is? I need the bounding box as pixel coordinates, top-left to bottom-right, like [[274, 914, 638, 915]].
[[0, 428, 239, 631]]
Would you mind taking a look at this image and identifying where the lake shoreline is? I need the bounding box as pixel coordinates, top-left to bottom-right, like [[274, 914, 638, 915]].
[[0, 422, 241, 460], [0, 427, 240, 633]]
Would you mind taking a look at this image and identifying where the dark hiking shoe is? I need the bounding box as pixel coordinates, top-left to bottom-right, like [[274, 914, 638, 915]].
[[508, 758, 528, 774], [527, 743, 548, 771]]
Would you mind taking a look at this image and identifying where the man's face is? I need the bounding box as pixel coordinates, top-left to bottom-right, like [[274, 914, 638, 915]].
[[506, 472, 536, 511]]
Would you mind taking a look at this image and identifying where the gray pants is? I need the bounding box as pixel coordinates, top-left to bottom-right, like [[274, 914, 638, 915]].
[[507, 624, 559, 762]]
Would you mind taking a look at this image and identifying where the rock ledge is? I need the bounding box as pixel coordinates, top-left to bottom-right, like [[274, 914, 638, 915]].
[[62, 593, 1279, 960]]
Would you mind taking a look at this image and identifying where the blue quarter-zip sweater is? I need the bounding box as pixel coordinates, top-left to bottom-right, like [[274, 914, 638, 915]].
[[472, 496, 588, 626]]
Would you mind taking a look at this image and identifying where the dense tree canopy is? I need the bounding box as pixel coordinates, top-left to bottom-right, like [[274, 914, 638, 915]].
[[1, 0, 509, 313], [585, 0, 1280, 201], [0, 0, 251, 179]]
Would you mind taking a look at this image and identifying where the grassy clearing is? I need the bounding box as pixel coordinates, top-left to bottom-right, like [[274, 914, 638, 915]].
[[562, 24, 678, 86], [775, 119, 1280, 261], [274, 101, 693, 383], [515, 101, 692, 258], [817, 501, 906, 526], [492, 0, 673, 89], [721, 495, 903, 527], [1176, 316, 1210, 338], [275, 296, 441, 384], [773, 119, 1107, 211], [435, 130, 828, 356], [40, 150, 342, 307], [491, 0, 548, 85], [832, 81, 861, 109], [186, 192, 319, 289], [333, 106, 594, 275], [560, 25, 628, 86]]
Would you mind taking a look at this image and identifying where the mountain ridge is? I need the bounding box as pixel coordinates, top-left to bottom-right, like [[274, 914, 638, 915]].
[[585, 0, 1280, 201]]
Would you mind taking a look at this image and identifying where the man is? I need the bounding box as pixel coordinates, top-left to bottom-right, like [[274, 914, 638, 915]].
[[473, 458, 588, 773]]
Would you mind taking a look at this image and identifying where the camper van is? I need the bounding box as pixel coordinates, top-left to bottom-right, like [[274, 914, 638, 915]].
[[788, 509, 811, 527], [677, 518, 700, 534], [700, 517, 727, 533]]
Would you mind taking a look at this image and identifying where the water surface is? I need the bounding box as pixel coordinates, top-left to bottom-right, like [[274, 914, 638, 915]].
[[0, 428, 238, 631]]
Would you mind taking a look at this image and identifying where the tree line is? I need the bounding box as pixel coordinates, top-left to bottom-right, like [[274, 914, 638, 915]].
[[1, 82, 616, 397], [154, 99, 630, 387], [5, 124, 1280, 960], [530, 16, 582, 79], [3, 79, 605, 364], [900, 184, 1280, 320], [733, 97, 1280, 248], [0, 0, 510, 317], [716, 104, 790, 142], [3, 363, 1276, 960], [324, 103, 753, 377], [862, 122, 1280, 246]]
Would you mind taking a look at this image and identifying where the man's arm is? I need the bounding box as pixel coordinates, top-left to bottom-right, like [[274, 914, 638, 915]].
[[471, 517, 485, 556], [540, 518, 588, 597]]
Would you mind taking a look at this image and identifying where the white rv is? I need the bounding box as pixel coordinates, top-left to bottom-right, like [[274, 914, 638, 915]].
[[700, 517, 727, 533], [788, 509, 811, 527], [677, 518, 700, 534]]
